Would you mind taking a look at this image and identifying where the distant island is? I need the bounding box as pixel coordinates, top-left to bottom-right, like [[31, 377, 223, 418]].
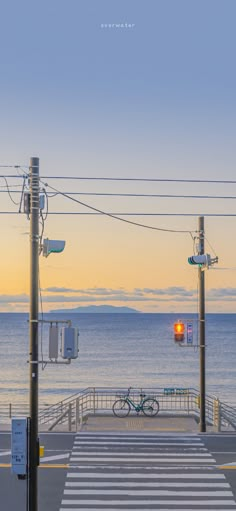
[[49, 305, 140, 313]]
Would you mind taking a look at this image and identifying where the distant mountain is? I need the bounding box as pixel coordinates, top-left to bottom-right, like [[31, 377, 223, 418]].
[[49, 305, 140, 313]]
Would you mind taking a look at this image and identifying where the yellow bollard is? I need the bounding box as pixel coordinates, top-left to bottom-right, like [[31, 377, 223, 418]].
[[213, 398, 219, 426], [39, 446, 45, 458]]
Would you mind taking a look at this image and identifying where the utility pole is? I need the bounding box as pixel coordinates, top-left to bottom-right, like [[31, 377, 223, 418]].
[[29, 157, 40, 511], [198, 216, 206, 433]]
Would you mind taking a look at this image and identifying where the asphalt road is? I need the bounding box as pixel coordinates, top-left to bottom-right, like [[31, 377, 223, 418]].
[[1, 431, 236, 510]]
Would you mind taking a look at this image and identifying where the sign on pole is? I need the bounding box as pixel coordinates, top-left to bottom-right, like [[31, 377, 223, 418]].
[[187, 322, 193, 344]]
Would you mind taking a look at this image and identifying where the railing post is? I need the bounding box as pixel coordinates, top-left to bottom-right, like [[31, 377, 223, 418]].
[[213, 398, 220, 431], [218, 400, 221, 432], [76, 398, 80, 430], [81, 401, 83, 424], [68, 403, 72, 432], [93, 387, 96, 415], [9, 403, 12, 418]]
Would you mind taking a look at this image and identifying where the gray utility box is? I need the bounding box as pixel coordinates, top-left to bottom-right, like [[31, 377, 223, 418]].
[[61, 327, 79, 359], [49, 324, 59, 359]]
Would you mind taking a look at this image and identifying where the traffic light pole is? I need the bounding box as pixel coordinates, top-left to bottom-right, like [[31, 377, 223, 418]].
[[198, 216, 206, 433], [29, 157, 40, 511]]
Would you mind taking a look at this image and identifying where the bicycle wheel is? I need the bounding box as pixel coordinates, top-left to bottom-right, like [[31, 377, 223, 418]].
[[112, 399, 131, 418], [142, 398, 159, 417]]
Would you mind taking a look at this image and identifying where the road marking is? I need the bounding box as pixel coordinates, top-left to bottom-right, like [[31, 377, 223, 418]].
[[212, 452, 236, 454], [61, 498, 236, 506], [40, 464, 68, 469], [74, 440, 206, 446], [0, 450, 11, 457], [61, 432, 236, 510], [0, 463, 68, 469], [71, 451, 212, 457], [41, 453, 70, 462], [42, 449, 71, 452], [69, 463, 219, 469], [60, 509, 236, 511], [75, 433, 202, 438], [67, 471, 226, 478], [64, 489, 234, 496], [219, 465, 236, 470], [70, 456, 216, 462], [65, 481, 230, 488]]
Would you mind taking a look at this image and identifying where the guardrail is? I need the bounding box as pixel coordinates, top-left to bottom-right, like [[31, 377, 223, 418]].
[[220, 401, 236, 430], [0, 402, 49, 421], [1, 387, 235, 431]]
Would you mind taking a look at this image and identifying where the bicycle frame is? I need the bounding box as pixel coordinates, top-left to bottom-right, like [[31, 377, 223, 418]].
[[124, 395, 146, 413]]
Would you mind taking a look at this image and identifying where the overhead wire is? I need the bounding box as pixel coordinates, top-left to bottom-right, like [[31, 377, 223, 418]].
[[38, 192, 236, 200], [40, 179, 195, 235], [0, 165, 27, 168], [39, 176, 236, 184], [205, 237, 218, 258], [2, 210, 236, 217], [1, 177, 21, 206], [4, 190, 236, 200]]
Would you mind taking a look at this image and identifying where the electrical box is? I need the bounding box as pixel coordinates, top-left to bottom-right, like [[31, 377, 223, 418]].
[[23, 192, 30, 214], [23, 192, 45, 214], [11, 418, 28, 477], [39, 194, 45, 210], [61, 327, 79, 359], [49, 325, 59, 359]]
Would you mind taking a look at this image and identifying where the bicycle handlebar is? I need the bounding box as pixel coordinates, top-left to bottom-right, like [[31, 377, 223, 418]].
[[126, 387, 146, 399]]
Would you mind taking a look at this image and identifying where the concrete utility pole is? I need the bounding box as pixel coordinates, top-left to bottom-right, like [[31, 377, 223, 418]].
[[198, 216, 206, 433], [29, 157, 40, 511]]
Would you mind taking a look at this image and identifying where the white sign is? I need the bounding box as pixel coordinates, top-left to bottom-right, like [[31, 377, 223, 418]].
[[11, 418, 28, 476]]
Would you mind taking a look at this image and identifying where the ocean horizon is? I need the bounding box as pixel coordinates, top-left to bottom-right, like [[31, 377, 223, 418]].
[[1, 312, 235, 407]]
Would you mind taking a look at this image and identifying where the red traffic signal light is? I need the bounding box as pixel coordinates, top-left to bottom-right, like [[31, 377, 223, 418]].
[[174, 321, 185, 342]]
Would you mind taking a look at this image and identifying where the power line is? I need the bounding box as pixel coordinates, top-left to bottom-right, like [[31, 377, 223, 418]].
[[0, 174, 27, 178], [41, 182, 194, 234], [1, 167, 236, 185], [4, 190, 236, 200], [40, 192, 236, 200], [2, 211, 236, 216], [2, 171, 236, 186], [0, 165, 25, 168], [1, 177, 20, 205], [40, 176, 236, 184]]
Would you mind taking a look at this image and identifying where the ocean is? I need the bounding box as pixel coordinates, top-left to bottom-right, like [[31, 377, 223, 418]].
[[1, 313, 236, 407]]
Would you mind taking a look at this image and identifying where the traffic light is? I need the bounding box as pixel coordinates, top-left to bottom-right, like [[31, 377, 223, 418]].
[[188, 254, 211, 267], [174, 321, 185, 342]]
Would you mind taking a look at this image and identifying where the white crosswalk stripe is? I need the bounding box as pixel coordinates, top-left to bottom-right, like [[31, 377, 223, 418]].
[[60, 432, 236, 510]]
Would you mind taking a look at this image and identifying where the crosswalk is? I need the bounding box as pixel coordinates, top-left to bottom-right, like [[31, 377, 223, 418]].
[[60, 432, 236, 510]]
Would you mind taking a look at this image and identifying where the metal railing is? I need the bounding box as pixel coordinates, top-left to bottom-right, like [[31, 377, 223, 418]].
[[1, 387, 236, 431], [220, 402, 236, 430], [0, 402, 48, 421]]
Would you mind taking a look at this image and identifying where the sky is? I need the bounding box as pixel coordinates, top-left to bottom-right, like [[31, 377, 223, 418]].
[[0, 0, 236, 312]]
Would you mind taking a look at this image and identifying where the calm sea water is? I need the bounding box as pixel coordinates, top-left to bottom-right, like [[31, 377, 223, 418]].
[[1, 313, 236, 406]]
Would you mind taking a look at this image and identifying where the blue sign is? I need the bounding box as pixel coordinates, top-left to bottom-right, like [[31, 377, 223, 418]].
[[187, 322, 193, 344]]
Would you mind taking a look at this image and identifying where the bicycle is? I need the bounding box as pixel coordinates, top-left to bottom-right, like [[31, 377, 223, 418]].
[[112, 387, 159, 418]]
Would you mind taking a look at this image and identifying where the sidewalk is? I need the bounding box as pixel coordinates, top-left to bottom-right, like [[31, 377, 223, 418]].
[[79, 414, 201, 433], [0, 414, 220, 433]]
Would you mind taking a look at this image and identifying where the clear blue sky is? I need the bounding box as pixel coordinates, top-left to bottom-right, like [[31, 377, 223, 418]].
[[1, 0, 235, 177], [1, 0, 236, 312]]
